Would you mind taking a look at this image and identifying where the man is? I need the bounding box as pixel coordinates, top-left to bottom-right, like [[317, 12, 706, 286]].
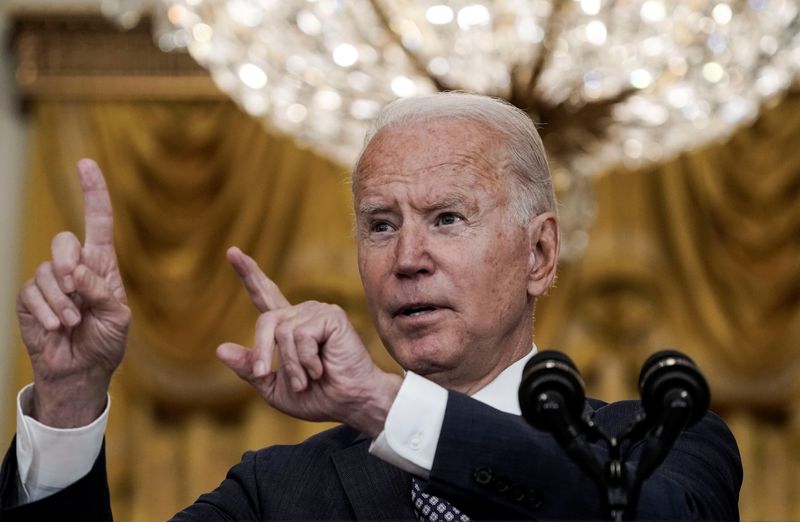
[[1, 92, 741, 520]]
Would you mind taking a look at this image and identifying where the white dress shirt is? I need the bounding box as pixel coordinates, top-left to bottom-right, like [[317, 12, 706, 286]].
[[15, 346, 535, 502], [369, 347, 535, 478]]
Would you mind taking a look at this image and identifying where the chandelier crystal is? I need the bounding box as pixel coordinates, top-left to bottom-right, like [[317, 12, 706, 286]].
[[103, 0, 800, 258]]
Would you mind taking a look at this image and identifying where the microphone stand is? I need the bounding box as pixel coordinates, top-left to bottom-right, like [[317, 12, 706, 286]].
[[626, 389, 695, 519], [520, 350, 708, 520], [535, 391, 638, 521], [570, 414, 635, 522], [556, 392, 695, 521]]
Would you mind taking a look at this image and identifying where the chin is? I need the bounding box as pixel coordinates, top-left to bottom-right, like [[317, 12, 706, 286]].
[[386, 337, 461, 375]]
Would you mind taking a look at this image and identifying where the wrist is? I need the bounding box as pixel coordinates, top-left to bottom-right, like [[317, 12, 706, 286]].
[[31, 372, 110, 428], [346, 370, 402, 438]]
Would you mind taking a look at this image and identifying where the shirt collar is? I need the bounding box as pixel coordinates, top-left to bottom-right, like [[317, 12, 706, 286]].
[[470, 345, 537, 415]]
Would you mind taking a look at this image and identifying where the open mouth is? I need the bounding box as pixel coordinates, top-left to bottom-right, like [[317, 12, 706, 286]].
[[397, 304, 439, 317]]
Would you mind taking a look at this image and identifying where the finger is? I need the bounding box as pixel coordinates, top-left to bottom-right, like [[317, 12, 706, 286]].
[[252, 312, 279, 379], [51, 231, 82, 293], [217, 343, 277, 394], [77, 158, 115, 249], [18, 281, 61, 331], [227, 247, 290, 313], [275, 316, 308, 392], [216, 342, 255, 381], [34, 262, 81, 328], [73, 264, 127, 317], [293, 302, 325, 380], [294, 322, 324, 381]]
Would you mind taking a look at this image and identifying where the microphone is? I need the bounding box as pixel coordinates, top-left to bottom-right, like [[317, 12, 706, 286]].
[[632, 350, 710, 501], [519, 350, 586, 430], [638, 350, 710, 429], [519, 350, 604, 483]]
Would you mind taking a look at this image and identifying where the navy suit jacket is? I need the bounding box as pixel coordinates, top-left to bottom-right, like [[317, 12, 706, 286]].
[[0, 392, 741, 520]]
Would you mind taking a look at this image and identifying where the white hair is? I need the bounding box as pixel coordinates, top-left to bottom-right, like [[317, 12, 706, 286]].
[[352, 92, 556, 222]]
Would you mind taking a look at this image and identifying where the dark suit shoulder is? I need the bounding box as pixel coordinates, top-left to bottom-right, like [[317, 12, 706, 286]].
[[173, 424, 380, 521], [252, 423, 359, 462]]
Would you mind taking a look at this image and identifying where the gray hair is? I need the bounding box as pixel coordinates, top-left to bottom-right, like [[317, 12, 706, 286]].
[[352, 91, 556, 222]]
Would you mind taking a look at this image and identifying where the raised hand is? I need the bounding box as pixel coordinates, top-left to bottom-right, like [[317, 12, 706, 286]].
[[16, 159, 130, 428], [217, 247, 401, 437]]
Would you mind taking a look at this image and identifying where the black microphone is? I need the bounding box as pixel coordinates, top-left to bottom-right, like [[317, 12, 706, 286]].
[[630, 350, 710, 509], [638, 350, 710, 429], [519, 350, 586, 430], [519, 350, 604, 484]]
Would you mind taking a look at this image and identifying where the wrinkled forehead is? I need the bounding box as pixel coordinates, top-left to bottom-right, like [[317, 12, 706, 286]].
[[353, 118, 510, 197]]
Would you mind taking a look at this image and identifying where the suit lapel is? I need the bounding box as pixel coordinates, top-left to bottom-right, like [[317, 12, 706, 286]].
[[331, 438, 416, 520]]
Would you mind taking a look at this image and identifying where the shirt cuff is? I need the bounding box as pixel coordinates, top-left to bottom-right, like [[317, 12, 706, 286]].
[[369, 371, 448, 479], [15, 383, 109, 503]]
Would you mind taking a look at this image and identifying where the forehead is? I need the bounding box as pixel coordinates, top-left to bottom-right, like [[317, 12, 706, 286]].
[[354, 118, 510, 200]]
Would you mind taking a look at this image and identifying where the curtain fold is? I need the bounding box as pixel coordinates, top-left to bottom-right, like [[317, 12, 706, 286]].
[[13, 100, 395, 520]]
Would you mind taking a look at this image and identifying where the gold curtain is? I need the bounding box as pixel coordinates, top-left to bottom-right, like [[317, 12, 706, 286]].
[[12, 99, 398, 520], [9, 92, 800, 520]]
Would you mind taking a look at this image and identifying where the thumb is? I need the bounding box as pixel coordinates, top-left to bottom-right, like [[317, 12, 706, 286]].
[[217, 342, 269, 381]]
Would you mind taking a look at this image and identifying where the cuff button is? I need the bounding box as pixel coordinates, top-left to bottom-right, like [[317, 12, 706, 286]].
[[473, 467, 493, 485]]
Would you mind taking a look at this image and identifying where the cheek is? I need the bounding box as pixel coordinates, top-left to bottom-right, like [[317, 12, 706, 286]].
[[474, 235, 528, 309], [358, 250, 389, 303]]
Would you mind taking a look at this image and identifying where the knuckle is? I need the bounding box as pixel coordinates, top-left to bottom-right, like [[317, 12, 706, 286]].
[[17, 283, 35, 305], [35, 262, 52, 279], [53, 292, 73, 308], [274, 322, 293, 341], [296, 300, 316, 313], [52, 230, 75, 247], [118, 304, 132, 321], [293, 326, 313, 344]]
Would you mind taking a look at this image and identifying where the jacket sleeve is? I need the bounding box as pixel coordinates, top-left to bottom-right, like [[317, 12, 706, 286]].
[[633, 407, 741, 520], [0, 437, 113, 522], [425, 393, 741, 520]]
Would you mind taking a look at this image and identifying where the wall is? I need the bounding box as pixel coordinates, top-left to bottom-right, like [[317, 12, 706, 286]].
[[0, 2, 29, 441]]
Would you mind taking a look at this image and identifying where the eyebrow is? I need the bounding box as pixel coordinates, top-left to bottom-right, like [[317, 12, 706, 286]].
[[358, 195, 472, 217], [424, 195, 468, 212], [357, 202, 389, 216]]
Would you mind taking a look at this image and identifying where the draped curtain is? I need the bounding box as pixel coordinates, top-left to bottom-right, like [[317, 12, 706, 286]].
[[9, 92, 800, 520], [12, 99, 398, 520]]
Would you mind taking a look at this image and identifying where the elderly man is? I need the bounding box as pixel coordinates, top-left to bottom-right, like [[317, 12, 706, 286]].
[[1, 92, 740, 520]]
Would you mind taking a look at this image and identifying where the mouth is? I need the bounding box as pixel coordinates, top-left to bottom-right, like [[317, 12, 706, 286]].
[[394, 303, 442, 317]]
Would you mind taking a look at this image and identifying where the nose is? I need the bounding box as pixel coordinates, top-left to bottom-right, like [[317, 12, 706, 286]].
[[394, 224, 434, 278]]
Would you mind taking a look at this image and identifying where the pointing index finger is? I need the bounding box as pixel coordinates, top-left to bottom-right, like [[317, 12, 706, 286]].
[[77, 158, 115, 249], [227, 247, 290, 313]]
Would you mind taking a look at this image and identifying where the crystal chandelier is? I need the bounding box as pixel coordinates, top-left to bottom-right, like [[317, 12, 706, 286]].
[[102, 0, 800, 258]]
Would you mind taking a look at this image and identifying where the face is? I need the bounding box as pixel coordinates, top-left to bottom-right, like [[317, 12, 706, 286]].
[[354, 118, 556, 392]]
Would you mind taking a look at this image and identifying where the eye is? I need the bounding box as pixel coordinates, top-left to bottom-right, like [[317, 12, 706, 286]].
[[436, 212, 463, 226], [370, 220, 394, 233]]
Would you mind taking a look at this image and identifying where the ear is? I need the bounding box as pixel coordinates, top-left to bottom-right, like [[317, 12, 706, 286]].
[[527, 212, 560, 298]]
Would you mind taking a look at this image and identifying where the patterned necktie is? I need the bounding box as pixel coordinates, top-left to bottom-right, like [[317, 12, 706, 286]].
[[411, 477, 470, 522]]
